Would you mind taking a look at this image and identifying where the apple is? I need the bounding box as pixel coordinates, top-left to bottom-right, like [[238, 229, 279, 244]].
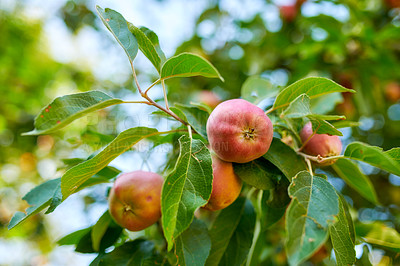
[[108, 170, 164, 231], [300, 122, 342, 166], [203, 154, 242, 211], [206, 99, 273, 163], [385, 0, 400, 8]]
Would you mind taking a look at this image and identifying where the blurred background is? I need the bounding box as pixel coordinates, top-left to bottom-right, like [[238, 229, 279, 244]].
[[0, 0, 399, 265]]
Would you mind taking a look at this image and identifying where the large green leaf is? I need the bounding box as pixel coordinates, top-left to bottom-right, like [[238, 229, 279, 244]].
[[272, 77, 354, 111], [161, 135, 213, 250], [310, 92, 343, 114], [174, 103, 209, 141], [128, 23, 165, 72], [285, 171, 339, 266], [96, 6, 138, 65], [263, 138, 308, 181], [140, 26, 167, 63], [176, 219, 211, 266], [160, 53, 224, 81], [58, 223, 122, 254], [91, 211, 112, 252], [8, 178, 61, 229], [23, 91, 123, 135], [241, 76, 280, 104], [386, 147, 400, 164], [332, 158, 378, 204], [329, 194, 356, 265], [219, 199, 256, 266], [281, 93, 311, 119], [260, 178, 291, 229], [356, 222, 400, 250], [205, 197, 255, 266], [61, 127, 158, 199], [309, 117, 343, 136], [90, 239, 158, 265], [233, 158, 279, 190], [344, 142, 400, 176]]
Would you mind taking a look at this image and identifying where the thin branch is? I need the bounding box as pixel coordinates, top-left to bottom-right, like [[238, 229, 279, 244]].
[[122, 100, 152, 105], [161, 80, 170, 110], [306, 158, 313, 176], [144, 78, 161, 95], [130, 62, 143, 95], [297, 151, 344, 164]]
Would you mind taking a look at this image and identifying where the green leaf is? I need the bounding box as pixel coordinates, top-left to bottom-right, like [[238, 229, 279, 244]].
[[260, 178, 291, 229], [58, 228, 92, 246], [344, 142, 400, 176], [23, 91, 123, 135], [140, 26, 167, 63], [161, 135, 213, 251], [61, 127, 158, 199], [332, 158, 378, 204], [219, 199, 256, 266], [309, 117, 343, 136], [160, 53, 224, 81], [8, 178, 61, 229], [205, 197, 255, 266], [285, 171, 339, 266], [331, 120, 360, 128], [387, 147, 400, 164], [96, 6, 138, 65], [75, 225, 122, 254], [91, 239, 156, 265], [272, 77, 354, 111], [310, 92, 343, 114], [241, 76, 280, 104], [263, 138, 308, 181], [356, 222, 400, 250], [176, 219, 211, 266], [128, 23, 165, 72], [174, 103, 209, 141], [91, 211, 112, 252], [282, 93, 311, 119], [233, 158, 279, 190], [329, 193, 356, 266]]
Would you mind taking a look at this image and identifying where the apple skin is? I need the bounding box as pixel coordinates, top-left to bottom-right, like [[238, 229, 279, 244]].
[[108, 171, 164, 231], [385, 82, 400, 103], [203, 154, 242, 211], [206, 99, 273, 163], [279, 5, 298, 22], [300, 122, 342, 166]]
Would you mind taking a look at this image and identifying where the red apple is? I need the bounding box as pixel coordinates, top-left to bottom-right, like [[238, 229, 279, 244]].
[[206, 99, 273, 163], [300, 122, 342, 166], [108, 170, 164, 231], [203, 154, 242, 211]]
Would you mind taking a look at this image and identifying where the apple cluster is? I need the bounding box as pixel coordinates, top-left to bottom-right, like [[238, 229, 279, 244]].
[[107, 99, 342, 231]]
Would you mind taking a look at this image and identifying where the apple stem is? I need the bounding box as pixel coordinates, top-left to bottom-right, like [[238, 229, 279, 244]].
[[297, 124, 319, 152], [305, 158, 313, 176]]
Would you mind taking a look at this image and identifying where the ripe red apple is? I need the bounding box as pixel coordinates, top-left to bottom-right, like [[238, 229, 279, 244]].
[[108, 170, 164, 231], [203, 154, 242, 211], [300, 122, 342, 166], [206, 99, 273, 163], [385, 0, 400, 8]]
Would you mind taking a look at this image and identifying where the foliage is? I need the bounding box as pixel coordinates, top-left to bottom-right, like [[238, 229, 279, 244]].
[[4, 1, 400, 265]]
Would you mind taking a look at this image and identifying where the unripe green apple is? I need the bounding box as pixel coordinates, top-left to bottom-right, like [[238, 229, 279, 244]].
[[108, 170, 163, 231], [206, 99, 273, 163], [203, 154, 242, 211], [300, 122, 342, 166]]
